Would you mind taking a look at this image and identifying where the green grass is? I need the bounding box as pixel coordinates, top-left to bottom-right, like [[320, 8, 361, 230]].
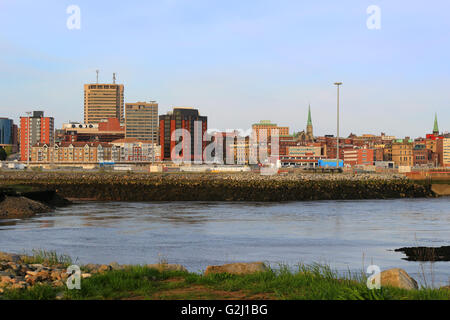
[[20, 249, 74, 267], [1, 284, 59, 300], [2, 263, 448, 300]]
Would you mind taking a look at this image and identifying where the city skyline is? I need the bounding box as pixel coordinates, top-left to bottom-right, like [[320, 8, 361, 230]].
[[0, 1, 449, 137]]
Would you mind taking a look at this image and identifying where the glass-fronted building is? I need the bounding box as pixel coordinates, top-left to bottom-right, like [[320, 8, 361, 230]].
[[0, 118, 13, 145]]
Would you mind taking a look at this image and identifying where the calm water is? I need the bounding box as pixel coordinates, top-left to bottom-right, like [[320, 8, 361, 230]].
[[1, 198, 449, 287]]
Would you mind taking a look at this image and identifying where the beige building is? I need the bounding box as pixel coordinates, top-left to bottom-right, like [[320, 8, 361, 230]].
[[84, 83, 124, 123], [125, 101, 158, 142], [252, 120, 289, 142], [392, 138, 413, 167], [437, 138, 450, 167]]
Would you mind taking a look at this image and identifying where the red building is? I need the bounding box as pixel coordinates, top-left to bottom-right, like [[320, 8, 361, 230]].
[[159, 108, 207, 161], [61, 118, 125, 143], [20, 111, 54, 162], [343, 148, 374, 166]]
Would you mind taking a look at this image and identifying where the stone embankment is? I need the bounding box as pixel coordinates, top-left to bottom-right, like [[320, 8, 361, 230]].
[[0, 171, 436, 202]]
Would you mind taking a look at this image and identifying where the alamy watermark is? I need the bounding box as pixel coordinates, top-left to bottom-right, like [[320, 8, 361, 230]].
[[66, 5, 81, 30], [366, 5, 381, 30], [366, 265, 381, 290], [66, 265, 81, 290], [168, 125, 280, 175]]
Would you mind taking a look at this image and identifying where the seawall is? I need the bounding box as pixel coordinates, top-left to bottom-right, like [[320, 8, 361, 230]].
[[0, 171, 436, 202]]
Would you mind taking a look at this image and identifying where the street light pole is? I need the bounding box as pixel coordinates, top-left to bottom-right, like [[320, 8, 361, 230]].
[[26, 111, 32, 167], [334, 82, 342, 169]]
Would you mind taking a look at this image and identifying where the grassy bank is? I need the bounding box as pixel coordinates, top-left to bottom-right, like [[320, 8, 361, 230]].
[[0, 171, 435, 201], [2, 263, 449, 300]]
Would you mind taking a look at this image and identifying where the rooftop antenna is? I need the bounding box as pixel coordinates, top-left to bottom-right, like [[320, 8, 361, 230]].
[[96, 70, 99, 83], [113, 73, 116, 84]]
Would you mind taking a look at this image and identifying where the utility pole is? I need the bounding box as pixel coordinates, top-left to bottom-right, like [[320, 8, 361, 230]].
[[25, 111, 32, 167], [334, 82, 342, 169]]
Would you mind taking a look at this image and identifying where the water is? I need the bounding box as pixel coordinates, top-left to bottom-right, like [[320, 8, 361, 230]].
[[1, 198, 449, 287]]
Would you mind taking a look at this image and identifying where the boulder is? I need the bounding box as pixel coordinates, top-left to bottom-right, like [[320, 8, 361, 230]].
[[380, 268, 418, 290], [97, 264, 112, 273], [204, 262, 268, 276], [147, 263, 187, 272]]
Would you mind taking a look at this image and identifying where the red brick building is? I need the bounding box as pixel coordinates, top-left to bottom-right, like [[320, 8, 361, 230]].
[[159, 108, 207, 162], [343, 148, 374, 166], [20, 111, 54, 162]]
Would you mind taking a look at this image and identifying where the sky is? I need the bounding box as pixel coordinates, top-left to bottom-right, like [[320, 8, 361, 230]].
[[0, 0, 449, 138]]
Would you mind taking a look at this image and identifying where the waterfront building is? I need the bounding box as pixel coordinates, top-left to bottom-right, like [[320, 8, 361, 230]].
[[125, 101, 158, 143], [159, 108, 207, 161], [31, 141, 118, 164], [0, 117, 18, 154], [61, 118, 125, 143], [84, 82, 124, 123], [437, 138, 450, 167], [252, 120, 289, 143], [287, 145, 322, 157], [392, 138, 413, 167], [280, 154, 325, 168], [412, 144, 433, 167], [20, 111, 54, 162], [343, 147, 374, 166], [111, 138, 160, 162]]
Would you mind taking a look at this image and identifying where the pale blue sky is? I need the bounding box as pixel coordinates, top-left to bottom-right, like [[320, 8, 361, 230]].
[[0, 0, 448, 137]]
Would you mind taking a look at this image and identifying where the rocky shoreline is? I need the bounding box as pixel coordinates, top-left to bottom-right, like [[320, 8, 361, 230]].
[[1, 251, 449, 297], [0, 171, 437, 202]]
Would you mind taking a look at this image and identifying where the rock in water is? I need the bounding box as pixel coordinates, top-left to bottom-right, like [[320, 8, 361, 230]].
[[204, 262, 268, 276], [380, 268, 418, 290], [0, 196, 52, 219]]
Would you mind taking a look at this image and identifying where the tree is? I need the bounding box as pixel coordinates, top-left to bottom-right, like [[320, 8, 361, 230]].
[[0, 147, 7, 161]]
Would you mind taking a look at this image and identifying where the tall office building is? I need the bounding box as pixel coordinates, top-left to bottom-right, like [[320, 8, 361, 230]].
[[0, 118, 13, 146], [0, 117, 18, 154], [159, 108, 207, 161], [20, 111, 54, 162], [125, 101, 158, 142], [84, 83, 124, 124]]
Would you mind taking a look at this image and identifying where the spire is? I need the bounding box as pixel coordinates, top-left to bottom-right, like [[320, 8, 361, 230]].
[[433, 113, 439, 134], [307, 104, 312, 126]]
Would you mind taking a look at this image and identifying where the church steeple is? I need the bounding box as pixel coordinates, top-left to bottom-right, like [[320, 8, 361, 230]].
[[306, 104, 313, 141], [307, 105, 312, 126], [433, 113, 439, 135]]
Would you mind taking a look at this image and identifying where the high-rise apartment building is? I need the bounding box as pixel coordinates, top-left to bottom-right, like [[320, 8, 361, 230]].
[[20, 111, 54, 162], [159, 108, 207, 161], [84, 83, 124, 123], [125, 101, 158, 142]]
